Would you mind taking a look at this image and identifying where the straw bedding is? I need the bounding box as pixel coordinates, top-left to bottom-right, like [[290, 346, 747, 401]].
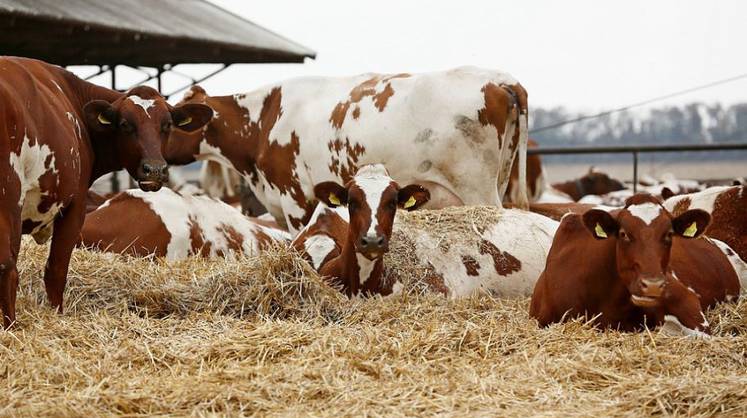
[[2, 234, 747, 417]]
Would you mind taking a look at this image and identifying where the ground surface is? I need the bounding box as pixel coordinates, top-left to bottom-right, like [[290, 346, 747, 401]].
[[2, 240, 747, 417]]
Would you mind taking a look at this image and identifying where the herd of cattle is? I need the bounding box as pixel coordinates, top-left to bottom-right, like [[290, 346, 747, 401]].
[[1, 56, 745, 338]]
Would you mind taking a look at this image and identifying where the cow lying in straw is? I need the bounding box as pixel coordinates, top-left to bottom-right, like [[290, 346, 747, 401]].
[[79, 188, 290, 260], [293, 164, 558, 297], [530, 194, 746, 335]]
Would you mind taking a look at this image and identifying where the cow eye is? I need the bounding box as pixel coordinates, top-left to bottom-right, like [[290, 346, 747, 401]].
[[119, 120, 133, 133], [161, 121, 172, 133], [664, 231, 674, 243], [619, 230, 630, 242]]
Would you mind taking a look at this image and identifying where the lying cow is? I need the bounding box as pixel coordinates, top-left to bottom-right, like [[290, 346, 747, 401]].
[[164, 67, 531, 235], [0, 57, 212, 327], [664, 185, 747, 263], [552, 168, 625, 201], [79, 188, 290, 260], [293, 164, 558, 297], [530, 194, 745, 335]]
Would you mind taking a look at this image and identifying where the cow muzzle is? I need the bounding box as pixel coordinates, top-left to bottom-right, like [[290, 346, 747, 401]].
[[630, 277, 666, 307], [137, 159, 169, 192], [356, 233, 388, 260]]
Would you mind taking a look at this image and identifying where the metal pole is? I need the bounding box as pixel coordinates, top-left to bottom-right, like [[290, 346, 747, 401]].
[[632, 151, 639, 193], [110, 65, 121, 193]]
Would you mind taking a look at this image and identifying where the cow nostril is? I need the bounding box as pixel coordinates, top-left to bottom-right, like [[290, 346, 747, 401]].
[[360, 237, 368, 246], [376, 237, 385, 246]]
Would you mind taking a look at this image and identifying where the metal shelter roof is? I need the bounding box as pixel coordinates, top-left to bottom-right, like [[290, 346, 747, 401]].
[[0, 0, 315, 67]]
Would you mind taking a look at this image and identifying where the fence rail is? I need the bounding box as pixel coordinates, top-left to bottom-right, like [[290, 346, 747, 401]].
[[527, 142, 747, 192]]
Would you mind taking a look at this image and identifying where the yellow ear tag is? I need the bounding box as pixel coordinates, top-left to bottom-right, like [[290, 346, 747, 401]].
[[177, 116, 193, 127], [97, 113, 111, 125], [594, 223, 608, 238], [328, 193, 341, 206], [683, 222, 698, 238], [403, 195, 417, 209]]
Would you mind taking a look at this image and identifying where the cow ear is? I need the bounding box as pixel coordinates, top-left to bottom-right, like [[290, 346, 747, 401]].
[[398, 184, 430, 211], [171, 103, 214, 132], [582, 209, 619, 240], [672, 209, 710, 239], [83, 100, 118, 133], [314, 182, 348, 208], [661, 187, 675, 200]]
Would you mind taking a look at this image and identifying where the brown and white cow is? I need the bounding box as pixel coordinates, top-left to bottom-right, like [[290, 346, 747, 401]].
[[164, 67, 531, 235], [79, 188, 290, 260], [530, 194, 745, 335], [293, 164, 559, 298], [292, 164, 430, 296], [0, 57, 212, 327], [664, 186, 747, 263]]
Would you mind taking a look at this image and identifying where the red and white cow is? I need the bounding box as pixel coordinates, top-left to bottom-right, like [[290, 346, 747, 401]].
[[164, 67, 531, 235], [552, 168, 626, 202], [79, 188, 290, 260], [664, 185, 747, 263], [530, 194, 745, 335], [293, 164, 559, 298], [0, 57, 212, 327], [292, 164, 430, 296]]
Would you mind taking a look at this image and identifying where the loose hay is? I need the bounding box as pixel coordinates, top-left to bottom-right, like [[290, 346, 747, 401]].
[[2, 237, 747, 416]]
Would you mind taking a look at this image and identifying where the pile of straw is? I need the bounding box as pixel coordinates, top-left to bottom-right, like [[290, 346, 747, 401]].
[[2, 237, 747, 416]]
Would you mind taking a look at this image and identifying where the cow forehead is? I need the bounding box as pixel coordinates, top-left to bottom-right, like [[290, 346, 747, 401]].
[[624, 203, 664, 226], [352, 171, 394, 208]]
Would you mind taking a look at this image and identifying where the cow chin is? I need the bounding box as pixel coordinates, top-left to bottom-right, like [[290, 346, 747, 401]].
[[138, 180, 163, 192], [630, 294, 661, 308]]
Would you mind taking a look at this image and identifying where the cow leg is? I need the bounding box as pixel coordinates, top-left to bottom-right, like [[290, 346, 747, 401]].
[[0, 208, 22, 328], [43, 194, 86, 312]]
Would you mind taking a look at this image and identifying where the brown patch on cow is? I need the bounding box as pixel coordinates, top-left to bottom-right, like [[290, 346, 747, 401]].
[[188, 216, 211, 256], [328, 74, 410, 129], [425, 262, 449, 295], [327, 137, 366, 184], [218, 223, 244, 253], [253, 229, 274, 250], [373, 83, 395, 111], [461, 255, 480, 276], [671, 197, 692, 216], [478, 240, 521, 276], [477, 82, 515, 145]]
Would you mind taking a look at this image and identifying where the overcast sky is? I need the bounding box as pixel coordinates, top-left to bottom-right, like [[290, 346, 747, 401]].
[[83, 1, 747, 111]]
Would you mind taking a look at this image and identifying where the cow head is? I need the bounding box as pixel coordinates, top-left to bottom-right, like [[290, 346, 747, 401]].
[[582, 194, 710, 308], [313, 164, 429, 260], [577, 168, 626, 197], [83, 86, 213, 191]]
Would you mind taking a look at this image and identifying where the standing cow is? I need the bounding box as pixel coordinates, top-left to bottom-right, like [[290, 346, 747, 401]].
[[164, 67, 530, 235], [0, 57, 212, 327]]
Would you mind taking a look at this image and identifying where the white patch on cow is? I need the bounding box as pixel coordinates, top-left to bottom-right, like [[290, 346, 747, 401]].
[[627, 203, 661, 225], [9, 133, 62, 235], [356, 253, 377, 285], [391, 281, 404, 295], [304, 234, 336, 270], [121, 188, 289, 260], [353, 164, 392, 236], [661, 315, 710, 338], [663, 186, 733, 215], [128, 95, 155, 117], [410, 209, 558, 298], [705, 237, 747, 290], [592, 205, 617, 212]]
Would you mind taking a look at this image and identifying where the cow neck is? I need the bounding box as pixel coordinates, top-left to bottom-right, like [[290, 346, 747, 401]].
[[553, 180, 582, 200], [63, 71, 126, 182], [338, 233, 383, 296]]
